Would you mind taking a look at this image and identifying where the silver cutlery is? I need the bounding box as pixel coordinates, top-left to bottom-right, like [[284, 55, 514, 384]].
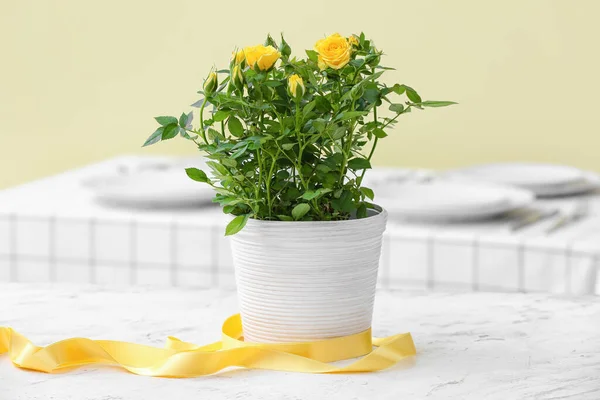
[[545, 200, 590, 234], [510, 208, 560, 232]]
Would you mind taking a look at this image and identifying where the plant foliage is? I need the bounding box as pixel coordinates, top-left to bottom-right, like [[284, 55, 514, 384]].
[[144, 32, 456, 234]]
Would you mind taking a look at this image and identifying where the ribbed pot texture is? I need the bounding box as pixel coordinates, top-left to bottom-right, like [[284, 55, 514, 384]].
[[230, 208, 387, 343]]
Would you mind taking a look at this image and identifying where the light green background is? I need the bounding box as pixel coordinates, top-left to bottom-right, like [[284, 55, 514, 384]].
[[1, 0, 598, 189]]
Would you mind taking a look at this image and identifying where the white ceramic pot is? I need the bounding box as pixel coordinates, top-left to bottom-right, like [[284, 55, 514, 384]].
[[230, 208, 387, 343]]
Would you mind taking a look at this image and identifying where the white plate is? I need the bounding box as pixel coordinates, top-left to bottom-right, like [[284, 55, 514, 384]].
[[447, 163, 585, 194], [83, 158, 214, 207], [532, 171, 600, 197], [374, 181, 534, 221]]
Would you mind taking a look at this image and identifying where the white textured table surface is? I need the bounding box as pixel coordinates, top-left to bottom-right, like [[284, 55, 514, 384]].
[[1, 284, 599, 399]]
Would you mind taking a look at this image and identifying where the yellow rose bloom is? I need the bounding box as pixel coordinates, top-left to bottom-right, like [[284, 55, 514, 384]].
[[243, 45, 281, 71], [232, 49, 245, 65], [348, 35, 359, 47], [232, 64, 244, 91], [203, 71, 218, 95], [288, 74, 305, 98], [314, 33, 351, 70]]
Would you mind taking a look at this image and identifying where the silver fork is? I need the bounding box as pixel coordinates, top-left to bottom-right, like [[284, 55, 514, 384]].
[[546, 200, 590, 234], [510, 208, 560, 232]]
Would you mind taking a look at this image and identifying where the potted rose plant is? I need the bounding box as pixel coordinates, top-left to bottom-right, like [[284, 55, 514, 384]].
[[144, 33, 454, 343]]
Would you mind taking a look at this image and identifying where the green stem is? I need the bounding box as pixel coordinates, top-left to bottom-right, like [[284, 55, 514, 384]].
[[358, 106, 378, 186], [291, 100, 323, 217], [294, 100, 308, 189], [337, 81, 359, 186], [265, 149, 280, 218], [256, 150, 263, 205], [382, 105, 410, 129], [338, 120, 357, 186], [198, 98, 209, 145]]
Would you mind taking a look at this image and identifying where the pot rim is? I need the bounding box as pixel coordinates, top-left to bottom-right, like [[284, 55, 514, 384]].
[[241, 204, 387, 226]]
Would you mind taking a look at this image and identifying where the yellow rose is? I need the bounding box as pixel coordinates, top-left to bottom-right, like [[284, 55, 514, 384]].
[[348, 35, 359, 47], [231, 64, 245, 91], [203, 71, 218, 95], [243, 45, 281, 71], [314, 33, 351, 70], [288, 74, 305, 99], [232, 49, 245, 65]]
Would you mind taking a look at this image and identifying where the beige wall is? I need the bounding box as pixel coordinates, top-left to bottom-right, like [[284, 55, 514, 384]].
[[1, 0, 599, 189]]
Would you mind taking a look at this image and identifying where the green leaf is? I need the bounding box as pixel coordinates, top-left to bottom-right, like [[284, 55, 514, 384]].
[[292, 203, 311, 220], [225, 214, 249, 236], [312, 119, 326, 133], [161, 124, 179, 140], [277, 215, 294, 221], [336, 111, 369, 121], [223, 205, 237, 214], [228, 116, 244, 137], [305, 50, 318, 63], [314, 96, 332, 113], [420, 100, 458, 107], [332, 190, 354, 213], [208, 128, 225, 141], [360, 187, 375, 200], [373, 128, 387, 138], [206, 161, 230, 177], [230, 143, 248, 159], [216, 196, 243, 206], [347, 158, 372, 170], [316, 164, 331, 173], [280, 35, 292, 57], [324, 152, 344, 169], [331, 126, 347, 140], [363, 87, 380, 104], [191, 98, 205, 108], [303, 101, 317, 118], [281, 143, 295, 150], [185, 168, 209, 183], [349, 58, 365, 68], [340, 81, 367, 102], [301, 190, 318, 201], [264, 80, 283, 87], [276, 170, 290, 179], [389, 103, 404, 113], [391, 84, 406, 95], [221, 158, 237, 168], [213, 110, 230, 122], [214, 187, 234, 196], [154, 116, 178, 126], [405, 86, 422, 103], [301, 188, 332, 201], [178, 113, 189, 128], [264, 33, 278, 48], [142, 127, 164, 147], [357, 203, 367, 219]]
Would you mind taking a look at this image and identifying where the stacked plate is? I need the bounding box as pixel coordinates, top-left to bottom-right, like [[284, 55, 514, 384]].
[[83, 157, 215, 208], [448, 163, 600, 197], [373, 181, 534, 222]]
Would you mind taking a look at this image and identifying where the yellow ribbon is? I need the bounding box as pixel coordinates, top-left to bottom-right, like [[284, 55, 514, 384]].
[[0, 314, 416, 377]]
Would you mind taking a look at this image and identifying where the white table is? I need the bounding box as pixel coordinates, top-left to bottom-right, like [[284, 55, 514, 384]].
[[0, 156, 599, 294], [1, 283, 599, 399]]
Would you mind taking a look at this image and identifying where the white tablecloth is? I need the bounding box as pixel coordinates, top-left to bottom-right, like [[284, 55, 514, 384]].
[[0, 156, 598, 294], [1, 283, 599, 399]]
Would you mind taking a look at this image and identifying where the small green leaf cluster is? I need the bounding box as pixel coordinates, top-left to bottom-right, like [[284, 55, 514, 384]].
[[144, 33, 456, 235]]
